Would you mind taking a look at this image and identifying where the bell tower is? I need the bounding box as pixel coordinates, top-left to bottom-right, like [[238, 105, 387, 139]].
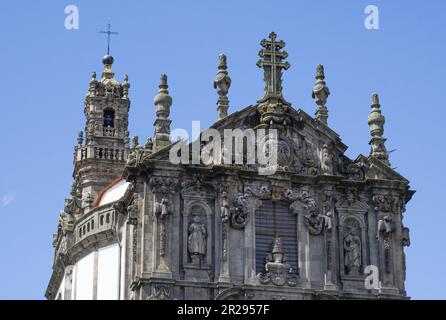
[[73, 54, 130, 209]]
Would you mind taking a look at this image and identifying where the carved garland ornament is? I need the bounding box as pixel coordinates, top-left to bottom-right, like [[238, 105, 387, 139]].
[[149, 177, 178, 194]]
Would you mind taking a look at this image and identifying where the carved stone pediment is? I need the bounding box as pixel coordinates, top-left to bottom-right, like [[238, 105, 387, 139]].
[[335, 190, 368, 212], [361, 155, 409, 182], [181, 176, 216, 198]]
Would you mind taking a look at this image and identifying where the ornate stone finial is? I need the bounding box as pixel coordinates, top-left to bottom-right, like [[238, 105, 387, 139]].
[[214, 54, 232, 121], [77, 131, 83, 146], [101, 55, 115, 80], [312, 64, 330, 125], [88, 72, 98, 96], [153, 74, 173, 152], [131, 135, 139, 149], [122, 74, 130, 99], [256, 32, 290, 106], [368, 93, 390, 166], [271, 237, 284, 257]]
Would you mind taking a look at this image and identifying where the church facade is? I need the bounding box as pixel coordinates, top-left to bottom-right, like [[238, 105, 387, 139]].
[[46, 32, 414, 300]]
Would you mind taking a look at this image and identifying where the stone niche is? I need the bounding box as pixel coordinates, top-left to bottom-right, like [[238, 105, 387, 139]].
[[335, 192, 369, 292], [181, 184, 216, 284]]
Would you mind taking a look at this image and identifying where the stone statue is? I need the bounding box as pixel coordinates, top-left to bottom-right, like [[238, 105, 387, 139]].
[[377, 215, 394, 240], [161, 198, 168, 217], [154, 198, 169, 218], [320, 144, 333, 175], [323, 197, 333, 231], [127, 197, 139, 222], [188, 215, 207, 264], [343, 227, 361, 274], [324, 210, 333, 231], [220, 191, 229, 223]]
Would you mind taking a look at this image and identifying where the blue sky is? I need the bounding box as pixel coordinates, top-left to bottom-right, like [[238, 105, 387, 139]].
[[0, 0, 445, 299]]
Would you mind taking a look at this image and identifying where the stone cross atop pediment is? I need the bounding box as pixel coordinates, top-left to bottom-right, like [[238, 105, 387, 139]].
[[257, 32, 291, 106]]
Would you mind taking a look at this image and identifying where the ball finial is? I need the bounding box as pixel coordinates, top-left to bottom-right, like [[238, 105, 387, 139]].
[[102, 54, 114, 65]]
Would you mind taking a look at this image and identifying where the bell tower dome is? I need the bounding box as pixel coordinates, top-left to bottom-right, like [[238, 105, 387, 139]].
[[73, 55, 131, 210]]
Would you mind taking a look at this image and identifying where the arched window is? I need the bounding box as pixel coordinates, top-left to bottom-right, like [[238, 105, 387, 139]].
[[103, 108, 115, 128]]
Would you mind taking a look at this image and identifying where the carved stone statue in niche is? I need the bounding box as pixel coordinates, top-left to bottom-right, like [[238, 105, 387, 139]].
[[188, 214, 207, 264], [320, 144, 333, 175], [343, 226, 362, 275]]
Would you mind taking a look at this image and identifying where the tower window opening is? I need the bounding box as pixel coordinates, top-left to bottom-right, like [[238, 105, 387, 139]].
[[103, 109, 115, 128]]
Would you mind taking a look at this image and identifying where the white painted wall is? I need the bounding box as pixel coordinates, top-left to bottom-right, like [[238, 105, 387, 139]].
[[98, 180, 130, 206], [74, 251, 94, 300], [56, 274, 65, 300], [120, 224, 127, 300], [97, 243, 120, 300], [58, 239, 123, 300]]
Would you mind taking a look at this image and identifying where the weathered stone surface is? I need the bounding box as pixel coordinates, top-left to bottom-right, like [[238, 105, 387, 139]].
[[46, 33, 414, 300]]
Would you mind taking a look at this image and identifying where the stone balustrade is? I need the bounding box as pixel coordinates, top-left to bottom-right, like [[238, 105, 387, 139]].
[[76, 147, 126, 161], [75, 206, 115, 244]]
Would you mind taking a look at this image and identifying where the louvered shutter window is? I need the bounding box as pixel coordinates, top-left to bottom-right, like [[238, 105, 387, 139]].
[[255, 200, 298, 273]]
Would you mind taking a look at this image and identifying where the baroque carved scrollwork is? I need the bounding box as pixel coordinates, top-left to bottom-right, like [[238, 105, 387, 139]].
[[230, 193, 249, 229], [149, 176, 178, 194], [372, 194, 398, 213], [284, 188, 325, 235], [245, 184, 271, 198]]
